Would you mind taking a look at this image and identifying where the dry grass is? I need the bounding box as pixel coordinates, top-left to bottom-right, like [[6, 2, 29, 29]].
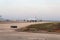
[[16, 23, 60, 33]]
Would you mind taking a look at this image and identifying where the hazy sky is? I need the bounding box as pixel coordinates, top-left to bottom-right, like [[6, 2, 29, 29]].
[[0, 0, 60, 20]]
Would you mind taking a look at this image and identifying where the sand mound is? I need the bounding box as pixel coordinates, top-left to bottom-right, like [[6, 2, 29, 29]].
[[15, 23, 60, 33]]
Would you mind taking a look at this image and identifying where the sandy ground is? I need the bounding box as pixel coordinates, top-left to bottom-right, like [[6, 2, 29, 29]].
[[0, 22, 60, 40], [0, 32, 60, 40]]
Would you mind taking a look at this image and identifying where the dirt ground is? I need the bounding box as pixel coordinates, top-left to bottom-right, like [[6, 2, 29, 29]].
[[0, 22, 60, 40]]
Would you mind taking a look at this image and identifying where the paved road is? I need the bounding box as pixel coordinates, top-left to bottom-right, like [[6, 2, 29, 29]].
[[0, 22, 49, 29]]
